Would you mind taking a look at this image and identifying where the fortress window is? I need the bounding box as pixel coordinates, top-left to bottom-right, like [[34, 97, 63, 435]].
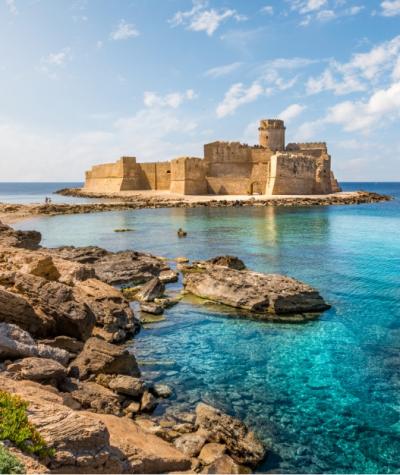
[[167, 170, 171, 174]]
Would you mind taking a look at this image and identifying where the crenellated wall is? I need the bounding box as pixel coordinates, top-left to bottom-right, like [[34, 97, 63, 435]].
[[170, 157, 208, 195], [83, 118, 341, 196]]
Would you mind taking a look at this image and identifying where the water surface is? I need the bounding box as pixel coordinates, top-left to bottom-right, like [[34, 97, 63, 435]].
[[15, 182, 400, 474]]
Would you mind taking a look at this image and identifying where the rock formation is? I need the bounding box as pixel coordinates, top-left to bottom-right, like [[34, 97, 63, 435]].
[[0, 220, 267, 474], [182, 259, 330, 318]]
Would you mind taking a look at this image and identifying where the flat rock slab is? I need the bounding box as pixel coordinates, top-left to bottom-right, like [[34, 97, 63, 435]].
[[85, 412, 192, 473], [183, 262, 329, 317]]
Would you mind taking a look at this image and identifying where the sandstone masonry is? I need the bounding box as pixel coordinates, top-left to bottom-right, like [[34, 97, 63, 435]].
[[84, 119, 341, 195]]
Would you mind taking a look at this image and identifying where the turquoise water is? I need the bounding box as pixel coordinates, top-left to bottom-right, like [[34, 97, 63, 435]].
[[15, 183, 400, 473]]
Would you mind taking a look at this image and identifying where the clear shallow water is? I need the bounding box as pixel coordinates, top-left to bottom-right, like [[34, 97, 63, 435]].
[[15, 183, 400, 474], [0, 182, 88, 204]]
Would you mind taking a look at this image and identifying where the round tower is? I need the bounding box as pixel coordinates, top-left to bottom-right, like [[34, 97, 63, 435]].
[[258, 119, 286, 151]]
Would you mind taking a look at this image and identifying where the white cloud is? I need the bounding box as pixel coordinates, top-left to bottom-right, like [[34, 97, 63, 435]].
[[325, 81, 400, 132], [381, 0, 400, 16], [110, 20, 139, 40], [169, 0, 246, 36], [216, 82, 264, 118], [278, 104, 306, 122], [5, 0, 17, 15], [262, 57, 317, 70], [307, 35, 400, 95], [316, 9, 336, 21], [260, 5, 274, 15], [143, 89, 196, 109], [292, 0, 327, 14], [291, 0, 364, 25], [0, 108, 200, 181], [39, 48, 72, 79], [204, 62, 242, 78]]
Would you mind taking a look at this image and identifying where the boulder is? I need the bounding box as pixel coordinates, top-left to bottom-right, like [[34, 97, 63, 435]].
[[124, 401, 140, 417], [36, 343, 71, 366], [202, 455, 250, 474], [195, 403, 265, 467], [68, 381, 124, 416], [0, 375, 125, 473], [0, 286, 52, 337], [140, 390, 157, 413], [174, 432, 208, 457], [84, 412, 192, 473], [39, 335, 84, 355], [74, 278, 139, 342], [107, 375, 145, 397], [199, 443, 227, 465], [13, 273, 95, 340], [152, 383, 173, 398], [69, 337, 140, 380], [159, 270, 179, 283], [0, 222, 41, 250], [46, 246, 169, 285], [6, 357, 67, 383], [0, 322, 70, 365], [207, 256, 246, 270], [0, 322, 39, 359], [136, 277, 165, 302], [140, 302, 164, 315], [183, 263, 329, 316]]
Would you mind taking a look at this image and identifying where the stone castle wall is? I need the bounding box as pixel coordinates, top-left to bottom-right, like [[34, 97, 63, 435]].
[[83, 119, 341, 196]]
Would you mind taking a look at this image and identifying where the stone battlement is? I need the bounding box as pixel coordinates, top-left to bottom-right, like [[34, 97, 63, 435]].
[[83, 118, 341, 196], [259, 119, 285, 129]]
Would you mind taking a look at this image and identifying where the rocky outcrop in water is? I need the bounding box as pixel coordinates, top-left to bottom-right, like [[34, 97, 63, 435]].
[[183, 259, 330, 318], [0, 219, 266, 473]]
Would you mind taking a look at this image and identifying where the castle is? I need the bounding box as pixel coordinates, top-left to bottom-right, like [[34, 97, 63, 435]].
[[84, 119, 341, 195]]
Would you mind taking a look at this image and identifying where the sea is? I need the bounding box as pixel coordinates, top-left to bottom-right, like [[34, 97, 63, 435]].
[[2, 182, 400, 473]]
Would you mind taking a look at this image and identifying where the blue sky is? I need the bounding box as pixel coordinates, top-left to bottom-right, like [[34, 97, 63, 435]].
[[0, 0, 399, 181]]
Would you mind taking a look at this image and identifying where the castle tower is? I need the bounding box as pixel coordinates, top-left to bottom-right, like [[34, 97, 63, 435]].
[[258, 119, 286, 151]]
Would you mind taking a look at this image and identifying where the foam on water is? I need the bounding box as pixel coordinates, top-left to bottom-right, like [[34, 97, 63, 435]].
[[15, 182, 400, 473]]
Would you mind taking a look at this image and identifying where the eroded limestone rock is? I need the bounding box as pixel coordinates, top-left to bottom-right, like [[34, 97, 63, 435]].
[[136, 277, 165, 302], [46, 246, 170, 285], [69, 337, 140, 380], [0, 323, 70, 365], [183, 261, 329, 317], [6, 357, 67, 383], [195, 403, 266, 467]]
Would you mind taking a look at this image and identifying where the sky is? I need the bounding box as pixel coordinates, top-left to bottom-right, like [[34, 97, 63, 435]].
[[0, 0, 399, 182]]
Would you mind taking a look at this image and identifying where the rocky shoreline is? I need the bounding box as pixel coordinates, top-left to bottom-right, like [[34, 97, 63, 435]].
[[0, 213, 336, 473], [0, 190, 391, 225]]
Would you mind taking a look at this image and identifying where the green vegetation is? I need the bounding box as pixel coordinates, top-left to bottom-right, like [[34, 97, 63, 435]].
[[0, 391, 54, 459], [0, 444, 25, 474]]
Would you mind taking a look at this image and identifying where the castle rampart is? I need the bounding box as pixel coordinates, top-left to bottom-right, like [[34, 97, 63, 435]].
[[83, 118, 341, 196]]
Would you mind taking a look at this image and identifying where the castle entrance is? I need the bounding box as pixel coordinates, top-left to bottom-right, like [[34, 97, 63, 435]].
[[249, 181, 263, 195]]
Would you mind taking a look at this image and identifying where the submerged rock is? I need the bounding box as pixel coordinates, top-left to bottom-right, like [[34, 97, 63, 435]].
[[183, 260, 329, 317]]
